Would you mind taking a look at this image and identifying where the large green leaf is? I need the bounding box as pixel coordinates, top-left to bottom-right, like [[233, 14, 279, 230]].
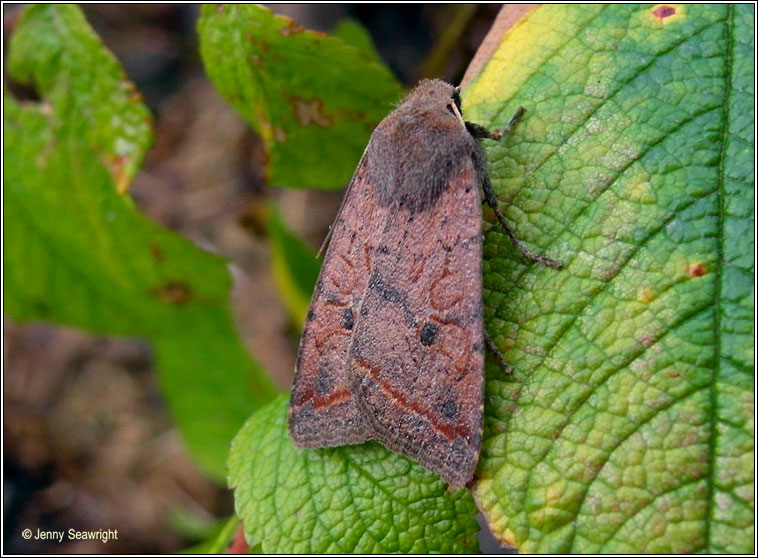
[[228, 395, 480, 554], [198, 4, 402, 190], [3, 4, 278, 480], [462, 4, 754, 553]]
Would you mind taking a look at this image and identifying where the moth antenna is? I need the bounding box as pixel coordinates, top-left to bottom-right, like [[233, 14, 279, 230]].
[[316, 227, 332, 259], [498, 105, 527, 138]]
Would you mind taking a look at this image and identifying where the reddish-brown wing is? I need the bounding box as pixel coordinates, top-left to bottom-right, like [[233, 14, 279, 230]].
[[288, 158, 389, 447], [346, 159, 484, 488]]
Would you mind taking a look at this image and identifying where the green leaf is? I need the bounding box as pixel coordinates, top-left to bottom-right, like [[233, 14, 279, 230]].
[[463, 4, 754, 553], [267, 204, 321, 328], [198, 4, 402, 190], [179, 516, 239, 554], [3, 4, 278, 480], [170, 508, 229, 543], [228, 395, 480, 554], [330, 19, 382, 61]]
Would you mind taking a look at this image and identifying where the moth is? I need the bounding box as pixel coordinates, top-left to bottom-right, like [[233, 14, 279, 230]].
[[288, 79, 560, 488]]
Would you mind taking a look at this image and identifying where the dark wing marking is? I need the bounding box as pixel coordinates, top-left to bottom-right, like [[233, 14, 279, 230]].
[[347, 158, 484, 487]]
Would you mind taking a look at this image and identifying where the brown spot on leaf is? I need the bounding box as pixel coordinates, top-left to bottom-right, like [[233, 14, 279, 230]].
[[652, 5, 676, 19], [639, 333, 655, 347], [259, 147, 270, 171], [687, 263, 706, 277], [154, 281, 192, 305], [279, 19, 304, 36], [290, 97, 332, 127], [150, 243, 164, 262], [126, 84, 143, 103], [638, 288, 654, 303], [274, 127, 287, 142], [599, 264, 622, 281], [247, 34, 269, 51], [106, 154, 132, 195]]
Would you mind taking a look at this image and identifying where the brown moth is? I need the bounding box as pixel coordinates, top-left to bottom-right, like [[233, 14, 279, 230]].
[[288, 79, 560, 488]]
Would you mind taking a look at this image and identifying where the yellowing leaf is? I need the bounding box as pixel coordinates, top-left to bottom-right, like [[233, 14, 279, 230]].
[[464, 5, 754, 553]]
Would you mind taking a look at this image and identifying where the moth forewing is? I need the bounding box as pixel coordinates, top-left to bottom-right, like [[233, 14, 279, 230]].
[[345, 155, 484, 488], [288, 154, 379, 448]]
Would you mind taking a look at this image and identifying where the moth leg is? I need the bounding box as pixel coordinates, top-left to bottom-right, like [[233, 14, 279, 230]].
[[484, 330, 513, 375], [482, 183, 563, 268], [470, 108, 563, 269]]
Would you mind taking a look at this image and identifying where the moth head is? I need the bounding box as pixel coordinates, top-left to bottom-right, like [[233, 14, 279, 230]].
[[403, 79, 465, 126]]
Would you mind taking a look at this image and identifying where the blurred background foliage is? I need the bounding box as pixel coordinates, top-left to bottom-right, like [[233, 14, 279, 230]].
[[3, 4, 503, 554]]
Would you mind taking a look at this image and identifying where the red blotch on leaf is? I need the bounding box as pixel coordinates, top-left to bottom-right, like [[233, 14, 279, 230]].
[[688, 263, 707, 277], [653, 5, 676, 19]]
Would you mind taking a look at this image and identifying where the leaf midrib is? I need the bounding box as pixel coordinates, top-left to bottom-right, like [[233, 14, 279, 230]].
[[705, 3, 734, 552]]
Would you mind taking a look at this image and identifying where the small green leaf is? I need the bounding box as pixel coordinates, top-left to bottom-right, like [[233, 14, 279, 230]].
[[330, 19, 383, 61], [198, 4, 402, 190], [3, 4, 279, 480], [267, 204, 321, 328], [464, 4, 753, 553], [170, 508, 228, 543], [228, 395, 480, 554], [179, 516, 239, 554]]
